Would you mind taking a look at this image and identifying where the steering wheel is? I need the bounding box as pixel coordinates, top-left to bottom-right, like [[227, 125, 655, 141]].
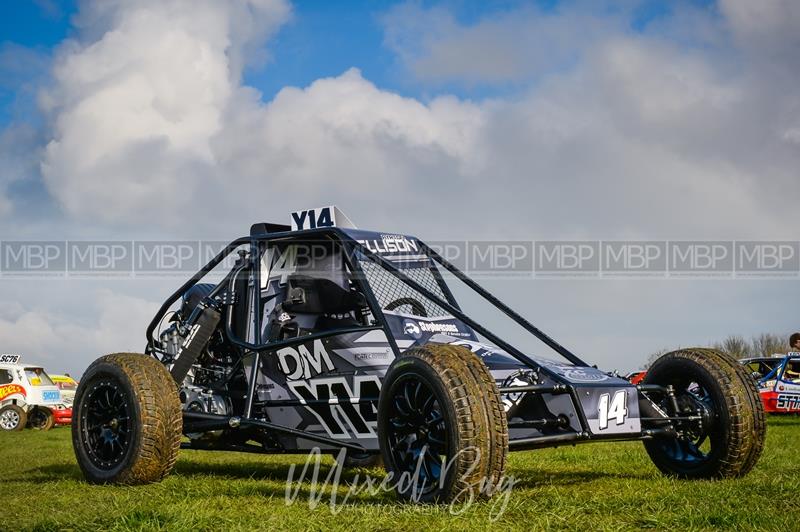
[[384, 297, 429, 317]]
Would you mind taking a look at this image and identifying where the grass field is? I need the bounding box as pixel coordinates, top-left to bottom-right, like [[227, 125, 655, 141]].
[[3, 417, 799, 531]]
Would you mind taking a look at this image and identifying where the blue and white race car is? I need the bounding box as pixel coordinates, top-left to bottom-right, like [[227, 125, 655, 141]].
[[741, 353, 800, 414]]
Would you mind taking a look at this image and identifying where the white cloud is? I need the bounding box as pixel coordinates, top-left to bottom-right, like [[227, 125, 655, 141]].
[[214, 68, 486, 214], [39, 0, 489, 233], [380, 2, 627, 86], [41, 0, 291, 228], [39, 0, 800, 239], [373, 2, 800, 239], [720, 0, 800, 54], [0, 288, 159, 375]]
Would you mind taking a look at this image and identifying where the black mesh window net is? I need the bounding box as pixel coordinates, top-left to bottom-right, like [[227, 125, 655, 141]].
[[356, 258, 453, 318]]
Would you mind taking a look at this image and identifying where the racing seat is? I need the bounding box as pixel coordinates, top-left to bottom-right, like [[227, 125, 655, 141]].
[[282, 275, 366, 315], [269, 274, 367, 340], [266, 274, 366, 340]]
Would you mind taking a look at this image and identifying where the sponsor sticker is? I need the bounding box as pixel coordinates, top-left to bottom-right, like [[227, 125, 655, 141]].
[[276, 339, 334, 380], [0, 384, 26, 401], [353, 352, 390, 361], [403, 320, 422, 339], [359, 235, 419, 255], [776, 394, 800, 411], [288, 376, 381, 439], [42, 390, 61, 402], [562, 368, 610, 383]]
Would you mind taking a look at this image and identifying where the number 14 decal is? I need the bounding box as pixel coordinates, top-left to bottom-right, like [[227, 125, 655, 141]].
[[598, 390, 628, 430]]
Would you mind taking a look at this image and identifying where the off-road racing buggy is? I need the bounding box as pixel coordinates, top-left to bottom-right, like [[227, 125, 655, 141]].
[[72, 207, 766, 502], [1, 355, 64, 431], [742, 353, 800, 414]]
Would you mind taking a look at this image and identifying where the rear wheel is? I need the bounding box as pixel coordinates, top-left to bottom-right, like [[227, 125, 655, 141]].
[[643, 348, 766, 479], [377, 344, 507, 503], [72, 353, 182, 485], [28, 407, 54, 431], [0, 405, 26, 431]]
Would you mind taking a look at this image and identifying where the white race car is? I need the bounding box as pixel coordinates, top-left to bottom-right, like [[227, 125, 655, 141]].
[[0, 354, 63, 431]]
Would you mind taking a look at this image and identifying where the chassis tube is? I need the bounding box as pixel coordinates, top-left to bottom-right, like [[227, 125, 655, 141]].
[[497, 384, 568, 394], [419, 241, 589, 367], [182, 411, 367, 452], [508, 427, 676, 451], [509, 432, 587, 450], [244, 352, 260, 419], [146, 237, 251, 347]]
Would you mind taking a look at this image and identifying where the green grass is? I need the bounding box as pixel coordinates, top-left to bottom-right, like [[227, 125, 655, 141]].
[[3, 417, 799, 531]]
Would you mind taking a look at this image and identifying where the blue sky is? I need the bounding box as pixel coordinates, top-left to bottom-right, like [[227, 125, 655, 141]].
[[0, 1, 69, 124], [0, 0, 712, 121], [0, 1, 75, 47]]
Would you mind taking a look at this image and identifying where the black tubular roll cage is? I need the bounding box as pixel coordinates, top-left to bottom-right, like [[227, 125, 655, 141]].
[[146, 227, 682, 452]]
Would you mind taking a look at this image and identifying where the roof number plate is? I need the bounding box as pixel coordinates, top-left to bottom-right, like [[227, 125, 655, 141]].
[[290, 206, 356, 231]]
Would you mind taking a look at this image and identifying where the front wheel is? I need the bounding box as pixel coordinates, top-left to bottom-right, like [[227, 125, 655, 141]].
[[0, 405, 27, 431], [377, 344, 508, 503], [642, 348, 766, 479], [72, 353, 182, 485]]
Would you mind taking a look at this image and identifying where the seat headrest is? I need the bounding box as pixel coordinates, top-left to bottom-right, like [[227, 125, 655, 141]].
[[282, 274, 366, 314]]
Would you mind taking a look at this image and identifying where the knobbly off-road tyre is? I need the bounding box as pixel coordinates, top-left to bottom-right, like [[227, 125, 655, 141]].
[[643, 348, 766, 479], [378, 344, 508, 503], [72, 353, 182, 485]]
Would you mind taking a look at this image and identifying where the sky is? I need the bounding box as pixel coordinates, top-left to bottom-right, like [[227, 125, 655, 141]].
[[0, 0, 799, 376]]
